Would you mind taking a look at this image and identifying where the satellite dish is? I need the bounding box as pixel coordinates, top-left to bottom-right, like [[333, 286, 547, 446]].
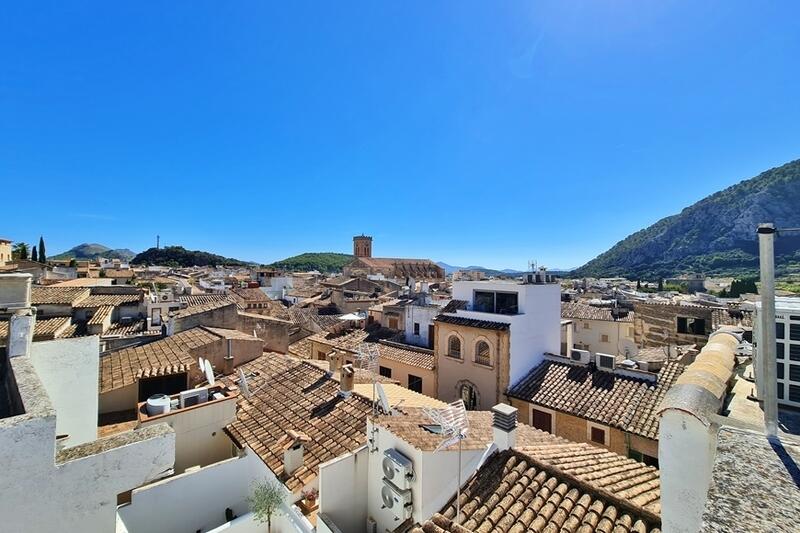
[[204, 360, 215, 385], [238, 368, 251, 399], [375, 383, 391, 414], [198, 357, 206, 371], [381, 485, 395, 508]]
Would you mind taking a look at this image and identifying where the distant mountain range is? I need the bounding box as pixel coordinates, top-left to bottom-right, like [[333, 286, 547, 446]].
[[572, 158, 800, 280], [52, 243, 136, 261], [436, 262, 573, 277]]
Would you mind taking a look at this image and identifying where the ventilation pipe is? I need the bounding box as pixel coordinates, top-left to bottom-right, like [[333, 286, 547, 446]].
[[757, 223, 778, 437], [223, 338, 235, 375], [339, 363, 354, 397]]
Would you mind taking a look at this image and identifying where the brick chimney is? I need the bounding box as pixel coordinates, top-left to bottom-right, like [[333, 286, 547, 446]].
[[492, 403, 518, 451]]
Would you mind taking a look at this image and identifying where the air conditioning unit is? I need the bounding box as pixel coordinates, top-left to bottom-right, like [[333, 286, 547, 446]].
[[596, 353, 616, 371], [381, 479, 412, 521], [366, 517, 377, 533], [179, 387, 209, 408], [570, 349, 591, 365], [382, 449, 414, 490]]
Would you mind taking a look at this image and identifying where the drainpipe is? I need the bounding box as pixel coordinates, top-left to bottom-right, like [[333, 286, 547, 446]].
[[757, 223, 778, 437]]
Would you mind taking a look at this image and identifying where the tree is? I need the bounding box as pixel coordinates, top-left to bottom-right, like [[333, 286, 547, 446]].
[[38, 236, 47, 263], [31, 246, 38, 262], [636, 280, 641, 290], [657, 278, 664, 292], [12, 242, 28, 261], [69, 258, 76, 267], [247, 478, 284, 533]]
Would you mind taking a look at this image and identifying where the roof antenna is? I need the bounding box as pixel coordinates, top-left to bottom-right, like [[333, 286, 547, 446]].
[[356, 342, 381, 414], [423, 399, 469, 525]]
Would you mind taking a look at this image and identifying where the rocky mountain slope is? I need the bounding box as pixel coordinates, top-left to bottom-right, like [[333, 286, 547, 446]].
[[52, 243, 136, 261], [572, 159, 800, 279]]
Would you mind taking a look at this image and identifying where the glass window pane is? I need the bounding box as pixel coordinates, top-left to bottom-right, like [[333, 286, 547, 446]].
[[777, 343, 785, 359], [474, 291, 495, 313], [495, 292, 519, 314]]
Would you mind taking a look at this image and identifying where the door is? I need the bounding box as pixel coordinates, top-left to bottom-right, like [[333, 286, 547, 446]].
[[428, 324, 435, 349]]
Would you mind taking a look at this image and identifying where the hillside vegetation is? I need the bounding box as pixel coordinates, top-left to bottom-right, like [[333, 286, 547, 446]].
[[270, 252, 353, 273], [573, 159, 800, 279], [132, 246, 251, 267]]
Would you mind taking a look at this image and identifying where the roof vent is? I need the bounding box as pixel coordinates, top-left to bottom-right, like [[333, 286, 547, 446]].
[[492, 403, 518, 451], [279, 430, 310, 476], [339, 363, 354, 397]]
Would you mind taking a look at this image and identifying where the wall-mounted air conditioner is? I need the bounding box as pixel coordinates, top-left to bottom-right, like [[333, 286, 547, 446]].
[[596, 353, 616, 371], [570, 349, 591, 365], [381, 479, 412, 521], [382, 448, 414, 490]]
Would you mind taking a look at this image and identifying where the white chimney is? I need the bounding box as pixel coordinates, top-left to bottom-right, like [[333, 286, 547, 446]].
[[281, 430, 310, 476], [491, 403, 518, 451], [0, 274, 35, 358]]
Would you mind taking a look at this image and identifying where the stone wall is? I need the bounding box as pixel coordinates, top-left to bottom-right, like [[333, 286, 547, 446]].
[[235, 312, 290, 354], [633, 302, 712, 348]]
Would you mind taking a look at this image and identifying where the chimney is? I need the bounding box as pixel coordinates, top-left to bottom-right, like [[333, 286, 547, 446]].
[[491, 403, 518, 451], [339, 363, 354, 397], [223, 339, 235, 374], [281, 430, 310, 476], [327, 350, 341, 374]]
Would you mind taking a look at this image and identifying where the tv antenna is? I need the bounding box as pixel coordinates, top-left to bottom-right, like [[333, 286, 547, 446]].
[[527, 260, 537, 273], [423, 399, 469, 524], [356, 342, 382, 414]]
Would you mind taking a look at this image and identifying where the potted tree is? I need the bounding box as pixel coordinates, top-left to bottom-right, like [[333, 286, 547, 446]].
[[301, 487, 318, 508], [247, 478, 284, 533]]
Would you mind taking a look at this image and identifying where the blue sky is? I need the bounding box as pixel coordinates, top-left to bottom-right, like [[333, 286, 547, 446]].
[[2, 2, 799, 269]]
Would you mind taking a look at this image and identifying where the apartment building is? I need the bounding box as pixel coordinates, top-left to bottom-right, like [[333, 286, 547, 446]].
[[755, 296, 800, 407], [561, 301, 636, 357], [434, 271, 561, 410]]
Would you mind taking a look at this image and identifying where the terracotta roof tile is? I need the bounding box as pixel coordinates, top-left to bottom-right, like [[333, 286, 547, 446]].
[[74, 293, 142, 308], [435, 314, 510, 331], [412, 449, 661, 533], [508, 360, 685, 440], [562, 302, 634, 323], [31, 286, 90, 305], [221, 354, 373, 492]]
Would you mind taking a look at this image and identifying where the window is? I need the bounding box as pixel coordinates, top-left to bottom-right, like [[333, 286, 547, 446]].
[[388, 317, 399, 330], [778, 342, 785, 359], [790, 365, 800, 383], [778, 383, 784, 400], [460, 383, 478, 410], [448, 336, 462, 358], [379, 366, 392, 378], [791, 344, 800, 362], [792, 324, 800, 342], [473, 290, 518, 314], [413, 322, 420, 336], [531, 408, 553, 433], [601, 334, 610, 343], [677, 317, 706, 335], [627, 450, 659, 468], [590, 426, 607, 445], [475, 341, 491, 366], [777, 322, 785, 339], [408, 374, 423, 393], [583, 322, 590, 329], [777, 362, 784, 380], [790, 385, 800, 403]]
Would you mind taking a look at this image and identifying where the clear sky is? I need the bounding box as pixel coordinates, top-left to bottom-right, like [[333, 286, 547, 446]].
[[2, 2, 799, 269]]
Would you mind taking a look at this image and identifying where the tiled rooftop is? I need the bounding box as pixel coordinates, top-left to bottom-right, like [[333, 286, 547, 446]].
[[170, 298, 237, 319], [222, 354, 373, 492], [0, 316, 72, 342], [309, 329, 435, 370], [508, 360, 685, 440], [562, 301, 634, 323], [99, 327, 221, 393], [87, 305, 113, 325], [74, 293, 142, 308], [435, 314, 511, 331], [412, 449, 661, 533], [30, 286, 90, 305]]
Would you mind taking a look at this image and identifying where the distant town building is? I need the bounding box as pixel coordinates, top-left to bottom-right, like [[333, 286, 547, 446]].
[[343, 234, 445, 280], [754, 296, 800, 408]]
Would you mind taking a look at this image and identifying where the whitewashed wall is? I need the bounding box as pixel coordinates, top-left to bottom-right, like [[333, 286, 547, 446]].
[[318, 445, 369, 532]]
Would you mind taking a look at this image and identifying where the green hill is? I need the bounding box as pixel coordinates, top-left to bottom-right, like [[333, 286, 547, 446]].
[[132, 246, 252, 267], [52, 243, 136, 261], [270, 252, 353, 273], [572, 159, 800, 279]]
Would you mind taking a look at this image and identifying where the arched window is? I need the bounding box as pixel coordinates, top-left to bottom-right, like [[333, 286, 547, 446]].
[[475, 341, 491, 366], [460, 383, 478, 410], [448, 335, 462, 358]]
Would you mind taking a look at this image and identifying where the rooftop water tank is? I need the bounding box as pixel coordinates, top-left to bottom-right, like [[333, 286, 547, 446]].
[[146, 394, 171, 416]]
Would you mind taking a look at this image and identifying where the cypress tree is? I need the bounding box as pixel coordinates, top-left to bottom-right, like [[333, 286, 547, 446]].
[[657, 278, 664, 292], [38, 236, 46, 263], [31, 246, 38, 262]]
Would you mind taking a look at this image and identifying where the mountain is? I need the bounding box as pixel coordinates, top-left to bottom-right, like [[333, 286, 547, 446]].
[[436, 262, 525, 277], [131, 246, 252, 267], [269, 252, 353, 273], [572, 159, 800, 279], [52, 243, 136, 261]]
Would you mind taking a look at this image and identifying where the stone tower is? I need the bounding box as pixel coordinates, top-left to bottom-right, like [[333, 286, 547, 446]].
[[353, 235, 373, 258]]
